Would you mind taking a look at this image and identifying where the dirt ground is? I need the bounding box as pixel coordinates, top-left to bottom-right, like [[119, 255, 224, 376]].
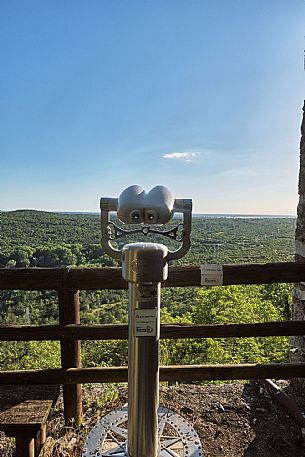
[[1, 381, 305, 456], [159, 382, 305, 457]]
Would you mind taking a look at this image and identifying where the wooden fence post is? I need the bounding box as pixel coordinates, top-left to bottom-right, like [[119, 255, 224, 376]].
[[58, 268, 82, 426]]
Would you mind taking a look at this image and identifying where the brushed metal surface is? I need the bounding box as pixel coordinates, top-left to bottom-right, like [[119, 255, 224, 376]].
[[81, 406, 204, 457], [122, 243, 168, 284], [123, 243, 168, 457], [128, 282, 160, 457]]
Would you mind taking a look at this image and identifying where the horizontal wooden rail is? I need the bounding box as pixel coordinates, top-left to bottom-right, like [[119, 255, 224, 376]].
[[0, 262, 305, 290], [0, 363, 304, 384], [0, 320, 305, 341]]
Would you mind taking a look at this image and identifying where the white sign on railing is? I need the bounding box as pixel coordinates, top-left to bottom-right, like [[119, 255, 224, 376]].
[[200, 264, 223, 286]]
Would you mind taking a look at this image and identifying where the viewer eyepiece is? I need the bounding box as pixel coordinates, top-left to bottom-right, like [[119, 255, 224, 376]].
[[130, 210, 142, 222]]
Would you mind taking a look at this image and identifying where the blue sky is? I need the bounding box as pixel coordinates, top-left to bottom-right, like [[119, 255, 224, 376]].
[[0, 1, 304, 214]]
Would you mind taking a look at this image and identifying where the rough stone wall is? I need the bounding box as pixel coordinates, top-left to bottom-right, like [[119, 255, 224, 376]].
[[290, 100, 305, 389]]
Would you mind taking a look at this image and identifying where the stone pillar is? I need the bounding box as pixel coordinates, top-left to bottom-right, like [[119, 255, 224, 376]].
[[291, 101, 305, 389]]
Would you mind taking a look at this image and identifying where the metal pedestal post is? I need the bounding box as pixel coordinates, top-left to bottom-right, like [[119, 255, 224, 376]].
[[122, 243, 168, 457], [82, 244, 203, 457]]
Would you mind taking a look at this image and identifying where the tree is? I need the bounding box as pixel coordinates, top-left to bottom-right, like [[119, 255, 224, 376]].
[[191, 285, 289, 364]]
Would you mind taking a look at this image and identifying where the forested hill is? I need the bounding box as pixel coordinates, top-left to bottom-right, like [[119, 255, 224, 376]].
[[0, 210, 296, 371], [0, 210, 101, 255], [0, 210, 296, 268]]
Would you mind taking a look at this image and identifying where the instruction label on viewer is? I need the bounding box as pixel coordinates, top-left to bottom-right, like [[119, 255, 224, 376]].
[[134, 309, 157, 337], [201, 264, 223, 286]]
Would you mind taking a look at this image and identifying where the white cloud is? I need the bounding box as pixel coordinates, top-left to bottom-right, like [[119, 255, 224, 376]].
[[162, 151, 201, 161], [222, 168, 258, 176]]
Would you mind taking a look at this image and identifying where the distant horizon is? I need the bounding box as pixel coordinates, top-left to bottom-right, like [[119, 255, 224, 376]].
[[0, 208, 296, 218]]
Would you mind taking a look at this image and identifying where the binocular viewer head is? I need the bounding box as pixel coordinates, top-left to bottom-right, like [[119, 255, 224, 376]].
[[100, 184, 192, 260], [117, 185, 174, 225]]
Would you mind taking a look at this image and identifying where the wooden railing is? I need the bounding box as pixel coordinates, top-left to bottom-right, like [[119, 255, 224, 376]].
[[0, 261, 305, 426]]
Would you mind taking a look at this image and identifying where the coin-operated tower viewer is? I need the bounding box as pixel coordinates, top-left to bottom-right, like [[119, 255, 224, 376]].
[[82, 185, 203, 457]]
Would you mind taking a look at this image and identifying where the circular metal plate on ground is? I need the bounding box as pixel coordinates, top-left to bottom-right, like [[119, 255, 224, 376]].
[[82, 405, 203, 457]]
